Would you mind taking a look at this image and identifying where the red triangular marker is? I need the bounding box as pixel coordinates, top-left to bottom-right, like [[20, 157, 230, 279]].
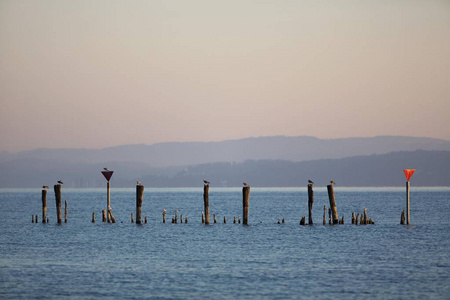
[[403, 169, 415, 181]]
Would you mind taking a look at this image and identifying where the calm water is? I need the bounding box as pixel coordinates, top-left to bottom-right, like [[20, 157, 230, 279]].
[[1, 187, 450, 299]]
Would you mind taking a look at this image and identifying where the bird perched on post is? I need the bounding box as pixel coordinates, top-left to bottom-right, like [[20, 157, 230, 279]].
[[42, 185, 49, 189], [308, 180, 314, 185], [330, 180, 336, 185], [137, 180, 141, 185], [203, 179, 210, 186], [243, 182, 249, 187], [57, 180, 63, 185], [103, 167, 109, 171]]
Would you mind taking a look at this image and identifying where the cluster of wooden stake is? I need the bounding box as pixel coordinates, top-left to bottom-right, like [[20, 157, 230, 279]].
[[32, 182, 378, 226]]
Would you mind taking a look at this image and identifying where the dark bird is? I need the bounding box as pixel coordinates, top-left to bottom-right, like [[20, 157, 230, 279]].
[[308, 180, 314, 184], [103, 167, 109, 171], [42, 185, 49, 189], [57, 180, 63, 184], [203, 179, 210, 185], [243, 182, 249, 187], [330, 180, 336, 185]]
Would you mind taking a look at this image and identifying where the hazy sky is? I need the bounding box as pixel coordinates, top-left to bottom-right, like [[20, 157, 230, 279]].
[[1, 0, 449, 152]]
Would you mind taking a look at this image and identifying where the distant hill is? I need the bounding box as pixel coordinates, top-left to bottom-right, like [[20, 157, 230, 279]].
[[0, 135, 449, 168], [0, 150, 448, 187]]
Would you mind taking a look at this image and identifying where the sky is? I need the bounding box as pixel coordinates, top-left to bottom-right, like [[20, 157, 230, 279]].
[[1, 0, 449, 152]]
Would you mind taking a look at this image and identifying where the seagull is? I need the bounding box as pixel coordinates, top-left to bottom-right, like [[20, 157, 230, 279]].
[[103, 167, 109, 171], [330, 180, 336, 185], [203, 179, 210, 186], [308, 180, 314, 184], [163, 209, 167, 212], [137, 180, 141, 185], [42, 185, 49, 189], [57, 180, 63, 184], [243, 182, 249, 187]]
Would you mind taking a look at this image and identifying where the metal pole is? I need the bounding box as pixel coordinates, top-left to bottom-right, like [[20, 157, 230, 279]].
[[107, 181, 111, 211], [406, 181, 410, 225]]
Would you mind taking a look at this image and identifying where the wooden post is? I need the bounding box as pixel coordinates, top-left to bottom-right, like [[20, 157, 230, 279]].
[[238, 216, 241, 224], [213, 214, 217, 224], [406, 181, 410, 225], [356, 213, 360, 225], [42, 189, 47, 223], [327, 185, 339, 224], [174, 210, 178, 224], [300, 216, 306, 225], [64, 200, 67, 223], [282, 218, 285, 224], [242, 186, 250, 225], [32, 215, 34, 223], [201, 211, 204, 223], [400, 210, 405, 225], [92, 211, 95, 223], [363, 208, 368, 225], [352, 212, 355, 224], [185, 217, 188, 223], [224, 216, 227, 223], [144, 216, 147, 223], [46, 217, 49, 223], [163, 210, 166, 223], [54, 184, 62, 224], [102, 209, 106, 222], [328, 207, 332, 225], [109, 209, 116, 223], [307, 184, 314, 225], [35, 215, 38, 223], [340, 215, 344, 224], [203, 185, 210, 225], [131, 213, 134, 223], [136, 184, 144, 224], [323, 205, 326, 225], [180, 214, 183, 224], [233, 216, 236, 223]]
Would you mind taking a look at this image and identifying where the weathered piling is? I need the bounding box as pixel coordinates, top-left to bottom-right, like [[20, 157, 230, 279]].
[[327, 185, 339, 224], [203, 185, 210, 225], [323, 205, 326, 225], [328, 207, 332, 225], [224, 216, 227, 223], [46, 217, 49, 223], [242, 186, 250, 225], [238, 216, 241, 224], [282, 218, 285, 224], [233, 216, 236, 224], [340, 215, 344, 224], [308, 184, 314, 225], [180, 214, 183, 223], [144, 216, 147, 224], [163, 209, 166, 223], [64, 200, 67, 223], [42, 189, 47, 223], [352, 212, 355, 224], [131, 213, 134, 223], [400, 210, 405, 225], [92, 211, 95, 223], [300, 216, 306, 225], [174, 210, 178, 224], [32, 215, 34, 223], [201, 211, 205, 224], [185, 217, 188, 223], [356, 213, 360, 225], [109, 210, 116, 223], [35, 215, 38, 223], [102, 209, 106, 222], [106, 181, 111, 217], [363, 208, 368, 225], [54, 184, 62, 224], [136, 184, 144, 224], [213, 214, 217, 224]]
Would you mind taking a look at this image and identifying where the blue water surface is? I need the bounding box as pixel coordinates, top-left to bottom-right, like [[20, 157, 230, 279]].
[[0, 187, 449, 299]]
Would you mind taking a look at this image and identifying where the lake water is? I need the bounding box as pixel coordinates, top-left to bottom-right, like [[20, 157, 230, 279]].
[[1, 187, 450, 299]]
